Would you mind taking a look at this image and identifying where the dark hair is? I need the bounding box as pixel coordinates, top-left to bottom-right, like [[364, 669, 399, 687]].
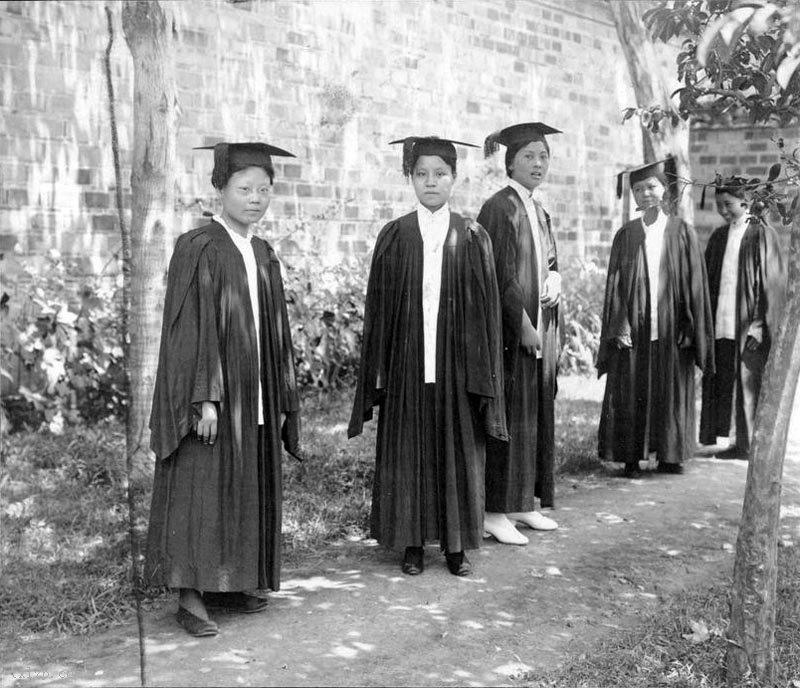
[[212, 161, 275, 190], [505, 138, 550, 177], [411, 150, 457, 176], [714, 175, 752, 200]]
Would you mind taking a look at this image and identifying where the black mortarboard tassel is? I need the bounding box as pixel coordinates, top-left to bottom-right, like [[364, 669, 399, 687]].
[[617, 156, 677, 199], [388, 136, 478, 177]]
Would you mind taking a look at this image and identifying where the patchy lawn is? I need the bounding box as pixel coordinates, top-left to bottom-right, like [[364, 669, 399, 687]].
[[0, 383, 603, 639]]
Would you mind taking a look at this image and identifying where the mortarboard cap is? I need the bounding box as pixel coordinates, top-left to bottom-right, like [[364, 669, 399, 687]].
[[194, 141, 296, 189], [483, 122, 562, 157], [616, 157, 676, 198], [388, 136, 479, 177], [699, 173, 757, 209]]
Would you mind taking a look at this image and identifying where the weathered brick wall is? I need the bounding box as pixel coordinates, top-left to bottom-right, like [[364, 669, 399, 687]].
[[0, 0, 643, 277], [689, 124, 799, 245], [3, 0, 793, 281]]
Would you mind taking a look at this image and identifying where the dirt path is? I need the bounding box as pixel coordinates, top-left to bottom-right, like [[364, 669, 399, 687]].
[[4, 380, 800, 688]]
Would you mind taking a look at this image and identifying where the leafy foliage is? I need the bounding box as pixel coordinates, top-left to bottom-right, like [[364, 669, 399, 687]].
[[282, 253, 368, 397], [558, 259, 606, 376], [643, 0, 800, 126], [1, 250, 126, 433], [639, 1, 800, 226]]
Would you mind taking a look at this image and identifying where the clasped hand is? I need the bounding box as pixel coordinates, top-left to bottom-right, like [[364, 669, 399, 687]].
[[540, 271, 561, 308]]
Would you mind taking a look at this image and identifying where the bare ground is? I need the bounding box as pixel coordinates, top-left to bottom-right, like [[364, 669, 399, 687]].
[[3, 378, 799, 688]]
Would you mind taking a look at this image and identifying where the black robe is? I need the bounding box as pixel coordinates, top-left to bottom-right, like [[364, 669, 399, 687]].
[[699, 219, 786, 447], [477, 186, 559, 510], [146, 221, 299, 592], [348, 211, 507, 553], [597, 216, 714, 466]]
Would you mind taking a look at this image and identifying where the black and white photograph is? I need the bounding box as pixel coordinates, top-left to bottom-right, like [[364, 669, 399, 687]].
[[1, 1, 799, 686]]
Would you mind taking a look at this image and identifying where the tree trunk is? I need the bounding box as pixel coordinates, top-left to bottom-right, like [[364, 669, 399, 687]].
[[607, 0, 693, 224], [726, 211, 800, 685], [121, 0, 177, 480]]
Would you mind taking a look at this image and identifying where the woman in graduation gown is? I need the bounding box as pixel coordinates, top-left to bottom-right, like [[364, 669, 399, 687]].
[[597, 157, 714, 476], [146, 141, 302, 637], [477, 122, 562, 545], [699, 175, 786, 457], [348, 136, 507, 577]]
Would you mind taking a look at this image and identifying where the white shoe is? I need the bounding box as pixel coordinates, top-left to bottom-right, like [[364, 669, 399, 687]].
[[483, 512, 529, 545], [508, 511, 559, 531]]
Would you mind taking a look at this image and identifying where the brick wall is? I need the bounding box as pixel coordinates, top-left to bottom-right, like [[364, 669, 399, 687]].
[[2, 0, 794, 281], [0, 0, 642, 277], [689, 124, 799, 246]]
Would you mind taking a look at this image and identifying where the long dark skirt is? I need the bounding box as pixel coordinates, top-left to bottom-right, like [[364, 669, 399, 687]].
[[699, 338, 736, 444], [372, 384, 440, 549], [485, 354, 539, 513], [145, 426, 281, 592]]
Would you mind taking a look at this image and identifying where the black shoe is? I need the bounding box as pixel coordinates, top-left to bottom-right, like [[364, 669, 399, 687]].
[[622, 462, 642, 477], [445, 551, 472, 577], [402, 546, 424, 575], [176, 606, 219, 637], [203, 591, 269, 614], [656, 462, 684, 474]]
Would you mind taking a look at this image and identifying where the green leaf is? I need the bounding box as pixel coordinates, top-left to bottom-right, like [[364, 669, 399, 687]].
[[768, 162, 781, 181]]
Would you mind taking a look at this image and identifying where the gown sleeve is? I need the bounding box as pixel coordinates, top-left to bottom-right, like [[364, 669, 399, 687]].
[[149, 233, 224, 460]]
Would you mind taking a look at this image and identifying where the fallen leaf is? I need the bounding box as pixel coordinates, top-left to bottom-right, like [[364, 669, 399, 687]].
[[682, 619, 710, 644], [596, 512, 624, 525]]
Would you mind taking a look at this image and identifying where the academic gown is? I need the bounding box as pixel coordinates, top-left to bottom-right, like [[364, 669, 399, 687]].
[[477, 186, 559, 510], [597, 216, 714, 466], [145, 221, 299, 593], [348, 211, 507, 553], [699, 219, 786, 448]]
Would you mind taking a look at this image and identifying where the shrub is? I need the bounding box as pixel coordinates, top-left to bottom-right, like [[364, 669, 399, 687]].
[[281, 250, 369, 397], [558, 258, 606, 376], [0, 249, 126, 433]]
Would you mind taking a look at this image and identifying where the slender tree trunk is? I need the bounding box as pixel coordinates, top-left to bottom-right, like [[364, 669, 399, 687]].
[[726, 211, 800, 685], [609, 1, 800, 681], [607, 0, 693, 224], [121, 0, 177, 479]]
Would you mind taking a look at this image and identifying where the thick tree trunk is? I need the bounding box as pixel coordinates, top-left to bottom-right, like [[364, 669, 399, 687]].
[[607, 0, 693, 224], [121, 0, 177, 480], [726, 212, 800, 685]]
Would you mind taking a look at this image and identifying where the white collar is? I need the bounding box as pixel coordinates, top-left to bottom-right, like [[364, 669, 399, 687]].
[[642, 208, 667, 230], [416, 202, 450, 221], [508, 178, 535, 201], [214, 214, 253, 242]]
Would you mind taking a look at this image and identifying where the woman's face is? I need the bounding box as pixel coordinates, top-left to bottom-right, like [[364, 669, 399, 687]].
[[631, 176, 666, 211], [715, 191, 748, 224], [219, 166, 272, 232], [509, 140, 550, 191], [411, 155, 455, 212]]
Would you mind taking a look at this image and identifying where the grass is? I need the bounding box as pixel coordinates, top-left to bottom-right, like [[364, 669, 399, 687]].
[[5, 381, 797, 688], [0, 422, 139, 639], [524, 544, 800, 688], [0, 388, 603, 640], [281, 389, 375, 562]]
